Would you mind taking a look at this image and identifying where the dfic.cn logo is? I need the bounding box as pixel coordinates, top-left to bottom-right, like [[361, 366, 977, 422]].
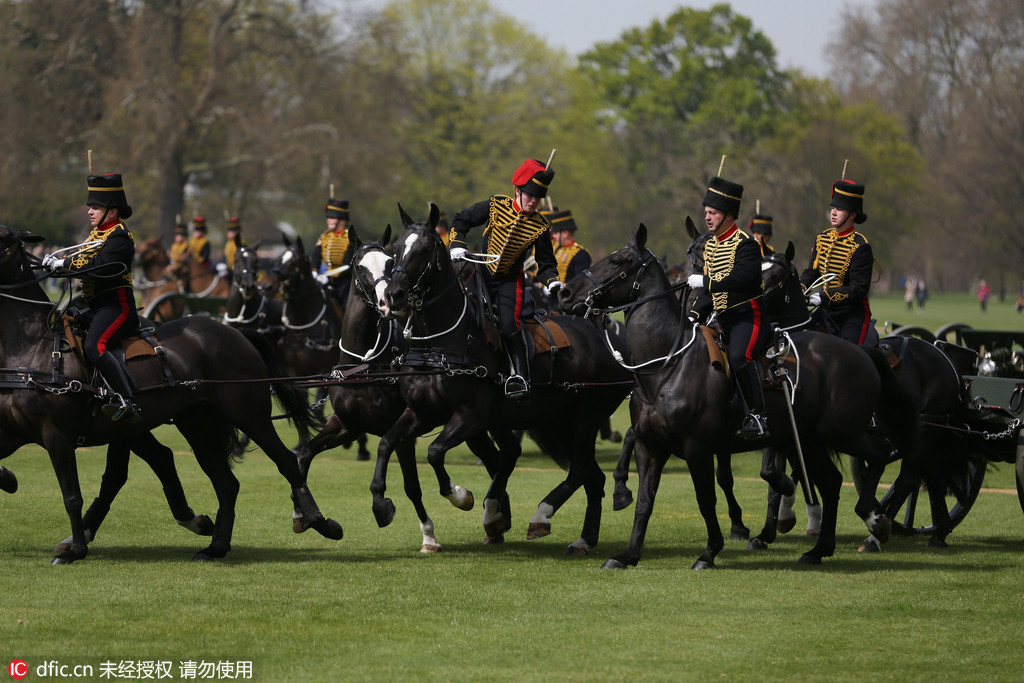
[[9, 660, 28, 679]]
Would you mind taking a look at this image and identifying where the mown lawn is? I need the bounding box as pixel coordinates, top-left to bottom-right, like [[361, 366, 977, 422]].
[[2, 291, 1023, 682]]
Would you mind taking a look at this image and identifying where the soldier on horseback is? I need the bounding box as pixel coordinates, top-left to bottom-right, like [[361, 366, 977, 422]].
[[449, 157, 562, 399], [188, 216, 212, 271], [800, 178, 878, 346], [749, 210, 774, 257], [685, 175, 771, 437], [313, 198, 355, 309], [41, 173, 141, 423]]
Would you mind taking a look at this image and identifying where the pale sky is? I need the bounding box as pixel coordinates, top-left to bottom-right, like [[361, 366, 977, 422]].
[[353, 0, 878, 78]]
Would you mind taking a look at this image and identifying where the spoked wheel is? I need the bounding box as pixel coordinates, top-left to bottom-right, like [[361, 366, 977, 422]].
[[890, 325, 937, 343], [935, 322, 973, 346], [850, 453, 986, 536]]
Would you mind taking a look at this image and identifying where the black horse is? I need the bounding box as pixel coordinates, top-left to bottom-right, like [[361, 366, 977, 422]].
[[760, 243, 979, 550], [0, 225, 342, 563], [262, 234, 370, 461], [380, 204, 634, 554], [295, 225, 508, 552], [223, 240, 283, 343], [559, 224, 919, 568]]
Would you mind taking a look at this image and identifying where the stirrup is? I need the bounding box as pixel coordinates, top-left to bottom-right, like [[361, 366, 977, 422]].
[[101, 396, 141, 424], [504, 374, 529, 399], [737, 414, 767, 439]]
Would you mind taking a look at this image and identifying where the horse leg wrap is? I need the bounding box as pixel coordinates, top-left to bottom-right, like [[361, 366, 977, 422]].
[[777, 493, 796, 534], [420, 518, 441, 553], [527, 502, 554, 540], [805, 503, 822, 537]]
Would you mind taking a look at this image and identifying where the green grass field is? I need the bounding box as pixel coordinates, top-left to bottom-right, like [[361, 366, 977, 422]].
[[1, 292, 1023, 682]]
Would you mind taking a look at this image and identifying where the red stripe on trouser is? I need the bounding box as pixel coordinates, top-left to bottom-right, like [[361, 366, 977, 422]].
[[96, 289, 132, 355], [513, 277, 524, 331], [857, 299, 871, 345], [743, 300, 763, 363]]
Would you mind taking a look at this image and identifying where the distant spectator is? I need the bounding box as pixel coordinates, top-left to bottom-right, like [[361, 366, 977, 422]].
[[978, 279, 990, 312], [915, 278, 927, 311], [904, 276, 916, 311], [1017, 280, 1024, 314]]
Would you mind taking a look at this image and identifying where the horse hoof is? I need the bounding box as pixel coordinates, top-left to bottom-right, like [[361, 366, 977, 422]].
[[0, 466, 18, 493], [607, 430, 623, 443], [191, 551, 215, 562], [797, 553, 822, 565], [565, 545, 589, 557], [527, 522, 551, 540], [612, 491, 633, 511], [50, 554, 78, 565], [858, 537, 882, 553], [868, 514, 892, 544], [483, 518, 507, 540], [746, 538, 770, 551], [179, 513, 215, 536], [927, 536, 949, 548], [357, 451, 370, 462], [373, 499, 397, 528], [601, 558, 627, 570], [310, 517, 344, 540], [730, 526, 750, 541], [691, 559, 716, 570], [806, 529, 820, 537], [420, 543, 441, 553], [777, 517, 796, 534], [482, 533, 505, 545]]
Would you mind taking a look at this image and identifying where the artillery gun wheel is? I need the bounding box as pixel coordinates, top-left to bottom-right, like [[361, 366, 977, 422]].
[[850, 454, 985, 536]]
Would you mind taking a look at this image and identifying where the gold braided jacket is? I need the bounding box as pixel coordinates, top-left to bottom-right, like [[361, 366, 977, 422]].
[[318, 228, 351, 278], [701, 225, 762, 314], [554, 241, 587, 282], [68, 222, 135, 301], [803, 227, 872, 304]]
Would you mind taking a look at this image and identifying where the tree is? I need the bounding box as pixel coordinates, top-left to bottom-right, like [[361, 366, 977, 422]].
[[830, 0, 1024, 291]]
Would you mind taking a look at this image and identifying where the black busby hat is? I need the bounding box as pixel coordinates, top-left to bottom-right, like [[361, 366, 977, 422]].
[[702, 176, 743, 218], [547, 208, 578, 233], [192, 216, 207, 232], [749, 214, 773, 235], [326, 199, 350, 220], [226, 216, 241, 232], [87, 173, 133, 219], [174, 224, 188, 236], [512, 159, 554, 198], [831, 179, 867, 224]]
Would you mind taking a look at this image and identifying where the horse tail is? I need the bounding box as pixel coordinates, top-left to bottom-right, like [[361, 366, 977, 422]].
[[863, 345, 920, 459], [238, 328, 324, 449]]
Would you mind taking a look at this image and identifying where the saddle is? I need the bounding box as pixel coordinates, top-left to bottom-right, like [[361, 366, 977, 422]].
[[701, 323, 798, 390], [62, 310, 170, 386]]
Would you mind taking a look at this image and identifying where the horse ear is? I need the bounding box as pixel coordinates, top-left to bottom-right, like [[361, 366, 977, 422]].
[[281, 232, 292, 248], [397, 203, 414, 229], [295, 235, 305, 254], [19, 230, 45, 244], [253, 239, 263, 251], [634, 223, 648, 250], [348, 225, 362, 251], [685, 216, 702, 240], [428, 203, 439, 230], [381, 224, 392, 246], [232, 233, 241, 248], [785, 241, 795, 262]]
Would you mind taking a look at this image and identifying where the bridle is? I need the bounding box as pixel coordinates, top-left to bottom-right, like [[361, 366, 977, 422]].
[[272, 246, 329, 331], [390, 225, 468, 341]]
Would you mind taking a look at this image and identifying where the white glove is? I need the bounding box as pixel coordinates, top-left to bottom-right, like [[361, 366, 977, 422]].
[[216, 262, 229, 275], [43, 254, 64, 272], [450, 247, 467, 261], [314, 272, 329, 285], [687, 274, 704, 289], [808, 292, 822, 307], [544, 281, 564, 296]]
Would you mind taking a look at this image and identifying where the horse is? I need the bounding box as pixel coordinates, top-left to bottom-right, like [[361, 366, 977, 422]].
[[0, 224, 342, 563], [380, 203, 634, 554], [166, 253, 230, 303], [294, 225, 509, 552], [559, 224, 919, 568], [135, 236, 184, 319], [223, 240, 283, 344], [760, 244, 980, 550], [262, 234, 370, 461]]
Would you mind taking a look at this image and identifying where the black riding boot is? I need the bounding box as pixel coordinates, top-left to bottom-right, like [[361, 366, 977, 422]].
[[735, 361, 768, 438], [95, 352, 142, 424], [503, 331, 531, 399]]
